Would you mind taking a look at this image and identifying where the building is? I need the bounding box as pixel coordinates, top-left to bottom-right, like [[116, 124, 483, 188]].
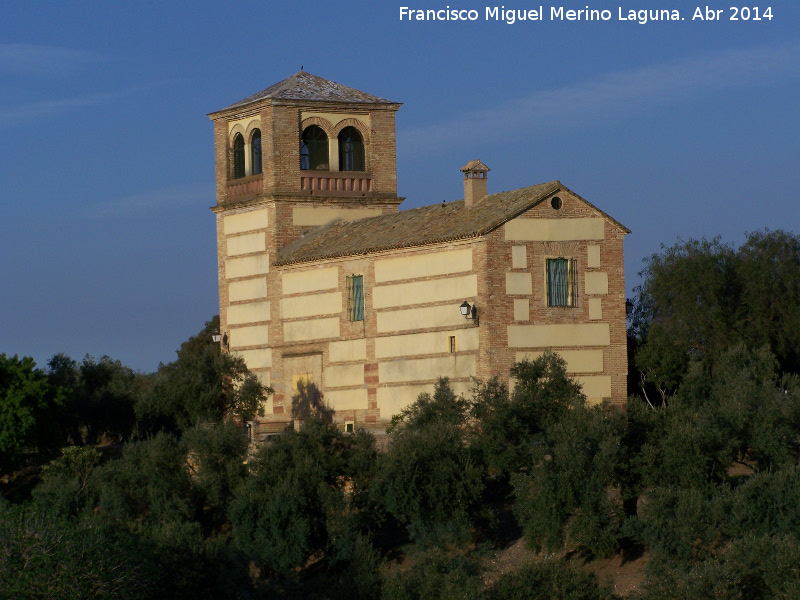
[[208, 71, 629, 429]]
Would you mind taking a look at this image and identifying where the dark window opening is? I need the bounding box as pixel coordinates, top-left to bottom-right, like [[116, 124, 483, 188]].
[[251, 129, 262, 175], [232, 133, 245, 179], [547, 258, 578, 307], [300, 125, 329, 170], [338, 126, 365, 171]]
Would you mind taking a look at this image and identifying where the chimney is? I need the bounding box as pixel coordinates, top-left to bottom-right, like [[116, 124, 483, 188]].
[[460, 160, 490, 208]]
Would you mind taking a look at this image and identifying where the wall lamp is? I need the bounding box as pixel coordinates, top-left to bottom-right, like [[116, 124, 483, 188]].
[[460, 300, 479, 324], [212, 330, 229, 350]]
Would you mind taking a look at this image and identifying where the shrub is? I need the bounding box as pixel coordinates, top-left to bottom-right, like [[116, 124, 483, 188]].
[[488, 560, 614, 600], [381, 547, 483, 600]]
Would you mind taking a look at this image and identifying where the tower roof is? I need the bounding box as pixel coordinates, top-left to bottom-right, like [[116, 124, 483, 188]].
[[216, 71, 398, 112], [460, 160, 491, 173]]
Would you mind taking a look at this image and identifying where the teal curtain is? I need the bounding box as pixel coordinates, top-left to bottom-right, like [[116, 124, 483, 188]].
[[352, 275, 364, 321], [548, 259, 569, 306]]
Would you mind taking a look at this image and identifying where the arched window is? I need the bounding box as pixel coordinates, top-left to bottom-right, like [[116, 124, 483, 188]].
[[300, 125, 328, 171], [232, 133, 245, 179], [251, 129, 262, 175], [338, 126, 365, 171]]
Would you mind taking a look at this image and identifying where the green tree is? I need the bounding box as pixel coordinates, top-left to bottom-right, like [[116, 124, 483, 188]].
[[32, 445, 102, 518], [229, 417, 373, 575], [136, 316, 271, 433], [48, 353, 141, 445], [631, 230, 800, 399], [472, 352, 584, 477], [378, 379, 483, 546], [488, 560, 614, 600], [630, 237, 739, 401], [381, 547, 484, 600], [0, 354, 64, 466]]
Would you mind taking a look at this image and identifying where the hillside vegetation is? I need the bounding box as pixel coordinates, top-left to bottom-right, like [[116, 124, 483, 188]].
[[2, 229, 799, 599]]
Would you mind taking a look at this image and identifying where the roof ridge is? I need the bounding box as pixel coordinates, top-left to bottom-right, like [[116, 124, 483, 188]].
[[214, 71, 398, 113]]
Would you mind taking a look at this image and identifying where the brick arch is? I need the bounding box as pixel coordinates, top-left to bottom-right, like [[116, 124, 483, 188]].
[[228, 123, 246, 145], [300, 116, 334, 138], [332, 117, 370, 143], [244, 119, 262, 140]]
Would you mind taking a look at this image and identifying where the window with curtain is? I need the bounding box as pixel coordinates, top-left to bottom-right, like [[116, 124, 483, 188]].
[[300, 125, 329, 170], [547, 258, 577, 307], [232, 133, 245, 179], [338, 126, 365, 171], [347, 275, 364, 321], [251, 129, 262, 175]]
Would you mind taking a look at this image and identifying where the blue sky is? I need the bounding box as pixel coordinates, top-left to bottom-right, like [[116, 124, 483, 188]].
[[1, 1, 798, 372]]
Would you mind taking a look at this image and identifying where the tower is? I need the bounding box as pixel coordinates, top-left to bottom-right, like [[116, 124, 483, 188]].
[[208, 72, 402, 391]]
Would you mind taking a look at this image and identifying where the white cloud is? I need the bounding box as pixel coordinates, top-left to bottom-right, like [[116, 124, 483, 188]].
[[88, 184, 213, 219], [0, 90, 126, 128], [0, 43, 109, 76], [399, 41, 800, 152], [0, 81, 170, 129]]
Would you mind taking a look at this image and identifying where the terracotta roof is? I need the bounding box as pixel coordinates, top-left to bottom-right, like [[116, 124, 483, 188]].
[[460, 160, 491, 173], [217, 71, 397, 112], [275, 181, 562, 266]]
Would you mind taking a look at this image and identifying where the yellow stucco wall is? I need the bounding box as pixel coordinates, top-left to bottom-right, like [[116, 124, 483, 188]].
[[325, 364, 365, 388], [506, 272, 532, 295], [378, 355, 477, 384], [377, 381, 472, 420], [374, 248, 472, 283], [588, 298, 603, 320], [575, 375, 612, 403], [283, 317, 340, 342], [227, 233, 266, 256], [229, 278, 267, 302], [373, 275, 478, 309], [585, 272, 609, 295], [375, 328, 479, 359], [329, 339, 367, 363], [226, 254, 270, 279], [512, 246, 527, 269], [505, 217, 605, 241], [300, 112, 371, 129], [280, 292, 342, 319], [227, 301, 271, 325], [587, 245, 601, 268], [282, 267, 338, 295], [229, 325, 270, 348], [223, 208, 269, 235], [516, 350, 604, 373], [292, 206, 383, 227], [325, 388, 369, 411], [508, 323, 611, 348], [234, 348, 272, 369], [377, 304, 469, 333], [514, 299, 530, 321]]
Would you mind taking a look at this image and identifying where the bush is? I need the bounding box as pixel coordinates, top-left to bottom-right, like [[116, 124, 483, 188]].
[[381, 547, 483, 600], [636, 534, 800, 600], [0, 502, 152, 600], [32, 445, 101, 518], [513, 404, 623, 557], [229, 418, 368, 574], [488, 560, 614, 600], [629, 485, 730, 562], [378, 419, 483, 546]]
